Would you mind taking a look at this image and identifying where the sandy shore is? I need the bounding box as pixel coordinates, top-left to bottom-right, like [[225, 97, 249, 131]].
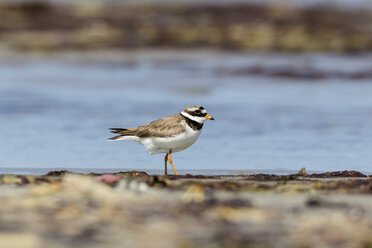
[[0, 170, 371, 248]]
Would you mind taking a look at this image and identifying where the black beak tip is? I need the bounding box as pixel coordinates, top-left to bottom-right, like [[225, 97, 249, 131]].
[[210, 117, 215, 120]]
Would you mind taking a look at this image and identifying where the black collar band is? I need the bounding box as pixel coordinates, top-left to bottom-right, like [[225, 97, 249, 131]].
[[180, 113, 204, 131]]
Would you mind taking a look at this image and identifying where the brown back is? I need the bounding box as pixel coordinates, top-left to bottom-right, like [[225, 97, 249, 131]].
[[130, 114, 186, 138]]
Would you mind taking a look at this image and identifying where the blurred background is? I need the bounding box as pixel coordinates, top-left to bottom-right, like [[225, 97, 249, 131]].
[[1, 0, 372, 174]]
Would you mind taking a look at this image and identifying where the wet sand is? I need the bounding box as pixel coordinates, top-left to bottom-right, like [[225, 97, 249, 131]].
[[1, 170, 372, 248]]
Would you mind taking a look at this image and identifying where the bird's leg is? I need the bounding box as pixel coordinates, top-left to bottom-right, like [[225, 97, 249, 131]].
[[168, 151, 179, 176], [164, 153, 168, 176]]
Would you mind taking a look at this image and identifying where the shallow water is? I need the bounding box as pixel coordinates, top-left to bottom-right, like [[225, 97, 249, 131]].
[[1, 50, 372, 174]]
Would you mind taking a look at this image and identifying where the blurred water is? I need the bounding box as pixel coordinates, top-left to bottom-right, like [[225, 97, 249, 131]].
[[1, 50, 372, 174]]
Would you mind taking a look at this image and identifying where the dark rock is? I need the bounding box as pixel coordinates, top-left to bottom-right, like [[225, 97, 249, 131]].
[[45, 170, 71, 177], [310, 170, 367, 178], [306, 196, 350, 209]]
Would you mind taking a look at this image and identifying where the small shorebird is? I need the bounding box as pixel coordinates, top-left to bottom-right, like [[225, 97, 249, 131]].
[[108, 106, 214, 175]]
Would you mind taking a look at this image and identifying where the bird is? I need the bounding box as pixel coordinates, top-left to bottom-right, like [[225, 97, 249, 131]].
[[108, 106, 214, 176]]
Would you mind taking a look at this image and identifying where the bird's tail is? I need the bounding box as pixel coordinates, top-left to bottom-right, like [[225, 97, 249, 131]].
[[107, 128, 137, 141]]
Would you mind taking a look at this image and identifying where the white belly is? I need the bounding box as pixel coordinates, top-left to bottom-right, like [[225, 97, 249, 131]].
[[139, 128, 202, 154]]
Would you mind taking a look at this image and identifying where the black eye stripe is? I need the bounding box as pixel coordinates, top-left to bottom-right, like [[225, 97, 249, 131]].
[[188, 111, 207, 117]]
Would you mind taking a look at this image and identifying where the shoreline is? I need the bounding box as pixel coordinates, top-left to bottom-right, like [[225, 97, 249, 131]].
[[1, 1, 372, 53], [1, 170, 372, 247], [1, 168, 372, 176]]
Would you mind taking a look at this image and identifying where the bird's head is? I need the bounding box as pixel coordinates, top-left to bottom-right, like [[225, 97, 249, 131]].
[[181, 106, 214, 123]]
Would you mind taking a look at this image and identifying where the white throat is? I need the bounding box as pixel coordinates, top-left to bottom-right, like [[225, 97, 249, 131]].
[[181, 111, 204, 123]]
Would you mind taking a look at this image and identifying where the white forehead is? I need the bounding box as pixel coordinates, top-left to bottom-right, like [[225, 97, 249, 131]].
[[188, 107, 199, 112], [186, 107, 207, 112]]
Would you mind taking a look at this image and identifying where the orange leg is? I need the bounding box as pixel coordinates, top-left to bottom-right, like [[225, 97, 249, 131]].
[[164, 153, 168, 176], [168, 152, 179, 176]]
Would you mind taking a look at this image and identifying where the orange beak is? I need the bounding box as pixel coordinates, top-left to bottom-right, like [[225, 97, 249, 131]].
[[205, 114, 214, 120]]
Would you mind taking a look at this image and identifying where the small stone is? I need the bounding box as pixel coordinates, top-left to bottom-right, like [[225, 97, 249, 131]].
[[95, 174, 122, 184], [297, 167, 309, 176]]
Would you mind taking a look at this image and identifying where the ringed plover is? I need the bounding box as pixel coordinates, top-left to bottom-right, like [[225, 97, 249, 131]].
[[108, 106, 214, 175]]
